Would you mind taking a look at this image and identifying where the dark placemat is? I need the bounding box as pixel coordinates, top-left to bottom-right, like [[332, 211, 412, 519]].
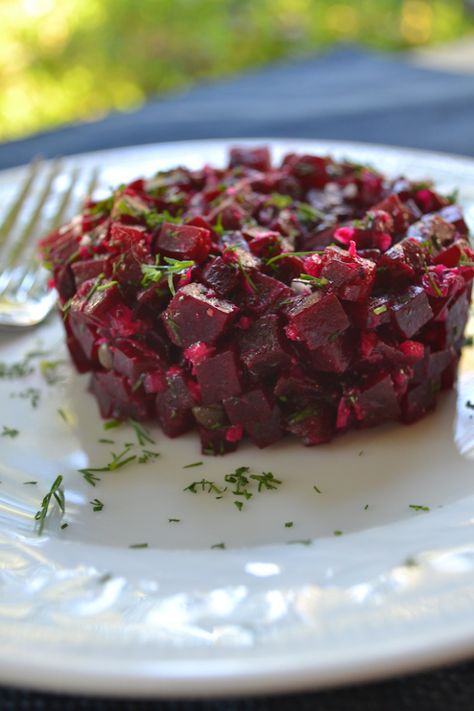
[[1, 45, 474, 170], [2, 661, 474, 710], [1, 45, 474, 709]]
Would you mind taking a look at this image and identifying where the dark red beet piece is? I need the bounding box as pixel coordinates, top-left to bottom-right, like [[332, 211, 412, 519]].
[[194, 349, 242, 405], [201, 257, 240, 296], [241, 271, 292, 315], [155, 222, 211, 263], [307, 330, 355, 374], [354, 374, 401, 427], [162, 284, 239, 347], [285, 291, 350, 350], [110, 339, 168, 382], [390, 286, 433, 339], [238, 313, 292, 379], [229, 146, 271, 172], [155, 368, 195, 437], [224, 388, 282, 448], [285, 402, 334, 445]]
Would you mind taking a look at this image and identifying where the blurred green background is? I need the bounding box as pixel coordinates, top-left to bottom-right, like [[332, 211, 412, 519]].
[[1, 0, 473, 141]]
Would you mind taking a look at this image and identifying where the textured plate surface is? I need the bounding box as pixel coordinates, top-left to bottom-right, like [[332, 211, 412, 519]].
[[0, 139, 474, 698]]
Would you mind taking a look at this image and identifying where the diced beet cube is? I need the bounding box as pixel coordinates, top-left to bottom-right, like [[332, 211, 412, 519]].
[[155, 368, 195, 437], [66, 334, 92, 373], [390, 286, 433, 338], [433, 240, 472, 269], [402, 379, 438, 423], [414, 188, 448, 213], [372, 194, 412, 233], [285, 402, 334, 445], [319, 246, 375, 302], [109, 222, 149, 248], [201, 257, 240, 296], [378, 238, 426, 283], [156, 401, 192, 438], [307, 330, 354, 374], [229, 146, 271, 172], [134, 284, 170, 320], [238, 313, 292, 379], [287, 154, 329, 189], [346, 296, 391, 331], [407, 214, 455, 254], [162, 284, 239, 347], [143, 370, 166, 394], [155, 222, 211, 263], [438, 205, 469, 237], [354, 374, 400, 427], [241, 271, 292, 315], [195, 349, 242, 405], [224, 388, 282, 448], [445, 291, 470, 347], [198, 426, 238, 456], [39, 225, 81, 266], [77, 280, 124, 327], [427, 347, 456, 379], [71, 258, 112, 288], [90, 371, 152, 420], [274, 369, 330, 406], [108, 223, 151, 285], [68, 309, 99, 363], [110, 339, 168, 382], [53, 265, 75, 301], [285, 291, 350, 350]]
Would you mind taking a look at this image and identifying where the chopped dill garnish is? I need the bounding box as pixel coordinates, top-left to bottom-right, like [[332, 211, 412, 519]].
[[284, 521, 294, 528], [168, 518, 180, 523], [1, 426, 19, 438], [183, 461, 203, 469], [138, 449, 160, 464], [249, 471, 282, 492], [129, 543, 148, 549], [409, 504, 430, 512], [78, 444, 137, 486], [11, 388, 41, 408], [34, 475, 65, 535], [210, 542, 226, 549], [39, 359, 66, 385], [90, 498, 104, 512], [183, 479, 226, 495], [103, 419, 122, 430], [141, 256, 195, 295], [333, 530, 343, 536], [128, 418, 155, 446], [287, 539, 312, 546], [313, 485, 322, 494]]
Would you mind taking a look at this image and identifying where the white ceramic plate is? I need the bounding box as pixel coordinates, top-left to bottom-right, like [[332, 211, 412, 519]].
[[1, 139, 474, 699]]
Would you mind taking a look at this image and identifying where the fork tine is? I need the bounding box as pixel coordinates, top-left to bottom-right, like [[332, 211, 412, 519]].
[[0, 157, 42, 250], [85, 167, 100, 200], [7, 158, 62, 267], [48, 165, 81, 232]]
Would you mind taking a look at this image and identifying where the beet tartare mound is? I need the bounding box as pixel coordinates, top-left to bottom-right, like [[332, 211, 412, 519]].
[[40, 146, 474, 454]]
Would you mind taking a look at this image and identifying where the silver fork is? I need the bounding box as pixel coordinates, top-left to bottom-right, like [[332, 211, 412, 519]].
[[0, 159, 99, 330]]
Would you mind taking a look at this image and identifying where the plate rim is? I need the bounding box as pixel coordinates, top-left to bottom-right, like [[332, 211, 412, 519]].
[[1, 137, 474, 698]]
